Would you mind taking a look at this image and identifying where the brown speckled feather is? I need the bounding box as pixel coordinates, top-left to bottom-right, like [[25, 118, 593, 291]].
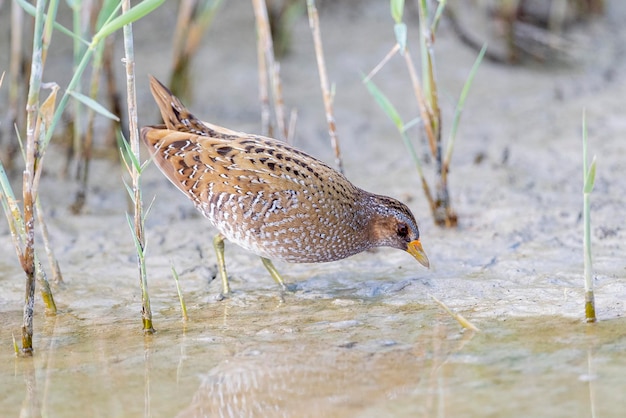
[[141, 76, 429, 267]]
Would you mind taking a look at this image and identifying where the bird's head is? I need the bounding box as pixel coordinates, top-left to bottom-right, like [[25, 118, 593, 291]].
[[366, 194, 430, 268]]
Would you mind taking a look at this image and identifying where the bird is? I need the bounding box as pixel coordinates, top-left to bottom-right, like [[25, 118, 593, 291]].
[[141, 76, 429, 296]]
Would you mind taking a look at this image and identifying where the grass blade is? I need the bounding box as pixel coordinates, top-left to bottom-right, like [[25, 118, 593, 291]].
[[584, 157, 597, 194], [96, 0, 165, 42], [431, 0, 447, 33], [15, 0, 89, 46], [390, 0, 404, 24], [443, 43, 487, 169], [119, 132, 142, 173], [68, 89, 120, 121], [364, 78, 404, 131], [171, 265, 189, 322]]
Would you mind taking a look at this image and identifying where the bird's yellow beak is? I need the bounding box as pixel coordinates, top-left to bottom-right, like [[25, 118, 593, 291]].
[[407, 239, 430, 268]]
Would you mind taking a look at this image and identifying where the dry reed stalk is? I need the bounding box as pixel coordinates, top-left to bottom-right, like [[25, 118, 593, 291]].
[[170, 0, 222, 101], [72, 3, 101, 213], [430, 294, 480, 332], [363, 43, 399, 83], [306, 0, 344, 174], [402, 50, 437, 157], [170, 0, 196, 100], [252, 0, 288, 140], [71, 2, 116, 214], [122, 0, 154, 333], [287, 107, 298, 144], [256, 24, 271, 136]]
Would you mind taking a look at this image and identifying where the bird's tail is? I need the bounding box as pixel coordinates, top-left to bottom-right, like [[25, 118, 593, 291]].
[[147, 75, 211, 135]]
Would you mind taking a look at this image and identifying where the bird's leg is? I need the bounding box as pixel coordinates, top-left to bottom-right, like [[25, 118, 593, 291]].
[[213, 234, 231, 296], [260, 257, 287, 291]]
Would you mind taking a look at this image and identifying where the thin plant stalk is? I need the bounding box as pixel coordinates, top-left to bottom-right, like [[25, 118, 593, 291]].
[[72, 40, 100, 213], [103, 36, 126, 148], [403, 49, 437, 156], [306, 0, 344, 174], [36, 198, 63, 284], [122, 0, 154, 333], [72, 0, 121, 213], [442, 43, 488, 179], [417, 0, 438, 124], [1, 83, 59, 318], [23, 82, 61, 309], [170, 0, 197, 100], [582, 109, 596, 323], [363, 43, 399, 84], [287, 108, 298, 144], [65, 1, 94, 178], [256, 16, 271, 136], [169, 0, 222, 101], [430, 294, 480, 332], [252, 0, 287, 140], [35, 256, 56, 315], [12, 333, 19, 355], [171, 266, 189, 322], [272, 60, 287, 136]]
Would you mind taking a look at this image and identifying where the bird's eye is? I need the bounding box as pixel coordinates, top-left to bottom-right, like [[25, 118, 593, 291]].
[[396, 222, 409, 238]]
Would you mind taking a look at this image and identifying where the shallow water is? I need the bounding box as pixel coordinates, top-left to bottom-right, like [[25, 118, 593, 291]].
[[2, 0, 626, 416], [2, 295, 626, 417]]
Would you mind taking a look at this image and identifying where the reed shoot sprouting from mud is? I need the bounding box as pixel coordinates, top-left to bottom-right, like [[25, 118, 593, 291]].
[[171, 266, 189, 322], [252, 0, 297, 141], [364, 0, 485, 228], [120, 0, 162, 334], [581, 109, 597, 323]]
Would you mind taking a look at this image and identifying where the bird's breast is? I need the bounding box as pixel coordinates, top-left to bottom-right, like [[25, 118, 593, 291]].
[[198, 187, 370, 263]]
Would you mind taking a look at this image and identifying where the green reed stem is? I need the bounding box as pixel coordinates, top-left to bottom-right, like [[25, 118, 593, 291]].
[[582, 109, 596, 323], [171, 266, 189, 322]]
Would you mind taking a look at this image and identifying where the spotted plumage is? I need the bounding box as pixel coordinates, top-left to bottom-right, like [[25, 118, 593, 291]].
[[141, 76, 429, 292]]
